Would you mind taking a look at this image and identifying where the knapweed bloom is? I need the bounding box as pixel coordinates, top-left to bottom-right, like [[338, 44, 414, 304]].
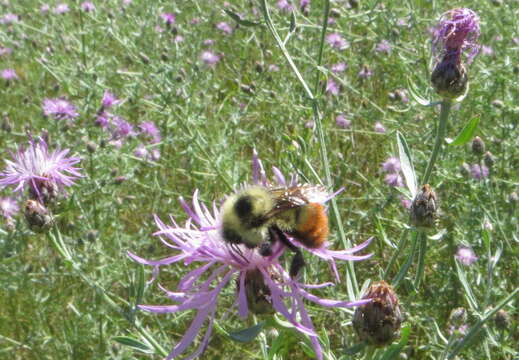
[[53, 3, 70, 14], [326, 33, 349, 50], [0, 137, 82, 204], [455, 246, 477, 266], [469, 163, 489, 180], [42, 98, 79, 120], [100, 90, 119, 109], [160, 13, 176, 26], [216, 22, 233, 35], [80, 1, 95, 12], [335, 114, 351, 129], [431, 8, 480, 98], [200, 50, 221, 67], [1, 68, 18, 82], [381, 157, 401, 174], [129, 152, 373, 359], [139, 121, 161, 144], [0, 197, 19, 219]]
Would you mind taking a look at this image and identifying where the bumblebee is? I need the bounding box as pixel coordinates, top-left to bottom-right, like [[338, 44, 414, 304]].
[[221, 185, 329, 277]]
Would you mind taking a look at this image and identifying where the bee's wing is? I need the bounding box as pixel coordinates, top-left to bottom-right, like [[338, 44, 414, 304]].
[[265, 185, 329, 218]]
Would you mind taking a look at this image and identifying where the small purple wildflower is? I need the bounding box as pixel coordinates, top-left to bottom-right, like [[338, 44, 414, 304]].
[[216, 22, 233, 35], [40, 4, 50, 13], [381, 157, 401, 174], [481, 45, 493, 56], [95, 111, 110, 128], [277, 0, 294, 12], [0, 197, 19, 219], [139, 121, 161, 144], [326, 33, 349, 50], [42, 98, 79, 120], [80, 1, 95, 12], [358, 65, 373, 79], [304, 120, 315, 129], [111, 116, 135, 139], [326, 78, 340, 96], [53, 3, 70, 14], [470, 164, 489, 180], [129, 152, 372, 360], [375, 40, 392, 54], [300, 0, 310, 13], [455, 246, 477, 266], [331, 62, 347, 73], [1, 68, 18, 81], [0, 13, 20, 25], [101, 90, 119, 109], [268, 64, 280, 72], [174, 35, 184, 43], [0, 137, 82, 197], [374, 122, 386, 133], [160, 13, 176, 26], [200, 50, 221, 67], [0, 47, 13, 56], [133, 144, 149, 159], [432, 8, 481, 65], [203, 39, 215, 46], [384, 173, 404, 188], [400, 196, 412, 209], [335, 114, 351, 129]]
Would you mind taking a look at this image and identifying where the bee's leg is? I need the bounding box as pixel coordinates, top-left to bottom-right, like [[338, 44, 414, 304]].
[[258, 241, 273, 257], [269, 226, 305, 278]]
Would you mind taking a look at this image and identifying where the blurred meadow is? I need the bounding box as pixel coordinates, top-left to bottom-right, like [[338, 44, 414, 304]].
[[1, 0, 518, 359]]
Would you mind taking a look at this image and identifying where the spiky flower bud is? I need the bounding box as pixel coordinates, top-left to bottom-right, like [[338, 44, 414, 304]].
[[483, 151, 495, 168], [471, 136, 485, 155], [237, 268, 274, 315], [28, 178, 59, 205], [449, 307, 467, 327], [431, 60, 468, 99], [24, 199, 53, 232], [410, 184, 437, 229], [353, 281, 403, 346], [494, 309, 510, 330]]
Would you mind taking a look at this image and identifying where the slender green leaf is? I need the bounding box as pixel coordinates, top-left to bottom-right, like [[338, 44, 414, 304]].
[[113, 336, 154, 354], [378, 325, 411, 360], [229, 322, 266, 343], [447, 117, 480, 146], [397, 131, 418, 198], [343, 342, 366, 355]]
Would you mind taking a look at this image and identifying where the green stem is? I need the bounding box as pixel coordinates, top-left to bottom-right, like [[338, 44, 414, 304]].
[[413, 231, 427, 288], [422, 99, 452, 184], [393, 231, 418, 287]]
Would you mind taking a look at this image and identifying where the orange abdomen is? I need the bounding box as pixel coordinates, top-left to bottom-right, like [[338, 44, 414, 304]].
[[292, 203, 328, 248]]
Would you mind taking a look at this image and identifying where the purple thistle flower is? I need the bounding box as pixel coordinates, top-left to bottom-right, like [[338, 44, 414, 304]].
[[432, 8, 480, 65], [0, 47, 13, 56], [40, 4, 50, 13], [268, 64, 280, 72], [455, 246, 477, 266], [0, 137, 82, 198], [42, 98, 79, 120], [80, 1, 95, 12], [160, 13, 176, 26], [470, 164, 489, 180], [111, 116, 135, 139], [133, 144, 149, 159], [216, 22, 233, 35], [200, 50, 221, 67], [101, 90, 119, 109], [1, 68, 18, 81], [0, 13, 20, 24], [375, 40, 392, 54], [95, 111, 110, 128], [481, 45, 493, 56], [384, 173, 404, 188], [129, 152, 373, 359], [326, 78, 340, 96], [53, 4, 70, 14], [277, 0, 294, 12], [358, 65, 373, 79], [203, 39, 215, 46], [300, 0, 310, 13], [139, 121, 161, 144], [335, 114, 351, 129], [381, 157, 401, 174], [331, 62, 347, 73], [0, 197, 19, 219], [326, 33, 349, 50]]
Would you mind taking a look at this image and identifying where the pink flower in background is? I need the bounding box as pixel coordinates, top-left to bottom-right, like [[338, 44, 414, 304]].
[[101, 90, 120, 109], [200, 50, 221, 67], [0, 197, 19, 219], [277, 0, 294, 12], [331, 62, 347, 73], [160, 13, 176, 26], [1, 68, 18, 81], [470, 164, 489, 180], [381, 157, 401, 174], [0, 137, 82, 198], [0, 13, 20, 24], [326, 33, 349, 50], [455, 246, 477, 266], [384, 173, 404, 188], [42, 98, 79, 120], [374, 122, 386, 133], [326, 78, 340, 96], [53, 3, 70, 14], [139, 121, 161, 144], [335, 114, 351, 129], [80, 1, 95, 12], [216, 22, 233, 35], [375, 40, 392, 54]]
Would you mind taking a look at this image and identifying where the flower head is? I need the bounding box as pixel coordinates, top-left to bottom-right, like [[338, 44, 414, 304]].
[[0, 13, 20, 24], [375, 40, 392, 54], [101, 90, 119, 109], [1, 68, 18, 81], [139, 121, 161, 144], [160, 13, 176, 26], [431, 8, 480, 98], [335, 114, 351, 129], [42, 98, 79, 120], [0, 137, 82, 203], [129, 152, 373, 359], [326, 33, 349, 50], [469, 164, 489, 180], [200, 50, 221, 67], [381, 157, 401, 174], [53, 3, 70, 14], [455, 246, 477, 266], [80, 1, 95, 12], [216, 22, 233, 35]]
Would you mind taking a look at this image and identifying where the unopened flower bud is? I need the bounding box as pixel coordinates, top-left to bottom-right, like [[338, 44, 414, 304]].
[[483, 151, 495, 168], [410, 184, 437, 229], [471, 136, 485, 155], [24, 199, 53, 232], [491, 99, 504, 108], [449, 307, 467, 328], [494, 309, 510, 330], [431, 60, 468, 99], [86, 141, 97, 153], [353, 281, 403, 346], [237, 268, 273, 315], [509, 192, 518, 203]]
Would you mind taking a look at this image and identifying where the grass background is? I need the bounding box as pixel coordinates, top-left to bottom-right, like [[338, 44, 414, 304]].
[[0, 0, 518, 359]]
